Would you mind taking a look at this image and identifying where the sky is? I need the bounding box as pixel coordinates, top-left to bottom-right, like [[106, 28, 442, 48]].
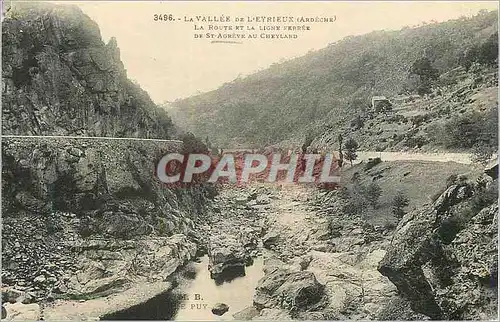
[[55, 1, 499, 103]]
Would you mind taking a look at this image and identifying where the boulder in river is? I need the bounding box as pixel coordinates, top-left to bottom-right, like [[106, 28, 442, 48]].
[[208, 235, 247, 281], [262, 232, 279, 249], [254, 268, 324, 311], [232, 306, 260, 320], [212, 303, 229, 316]]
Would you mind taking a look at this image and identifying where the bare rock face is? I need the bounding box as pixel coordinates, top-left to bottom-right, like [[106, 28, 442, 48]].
[[1, 1, 213, 308], [378, 180, 498, 320], [2, 2, 176, 138], [1, 138, 212, 300]]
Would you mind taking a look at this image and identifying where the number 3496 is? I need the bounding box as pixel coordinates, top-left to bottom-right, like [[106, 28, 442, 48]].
[[154, 14, 174, 21]]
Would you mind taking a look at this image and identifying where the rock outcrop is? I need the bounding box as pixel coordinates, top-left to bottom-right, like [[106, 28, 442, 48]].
[[2, 2, 176, 138], [208, 235, 249, 281], [211, 303, 229, 316], [253, 264, 324, 313], [1, 137, 213, 301], [379, 178, 498, 320], [1, 2, 215, 319]]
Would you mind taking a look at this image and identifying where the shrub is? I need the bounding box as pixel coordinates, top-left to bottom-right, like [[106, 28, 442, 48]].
[[45, 214, 63, 234], [344, 138, 359, 165], [410, 114, 431, 127], [428, 108, 498, 150], [342, 195, 366, 216], [446, 174, 458, 187], [472, 144, 496, 165], [339, 187, 367, 216], [403, 135, 429, 148], [392, 191, 410, 219], [363, 182, 382, 208], [337, 186, 350, 200], [157, 217, 168, 235], [181, 132, 209, 154], [364, 157, 382, 171], [471, 180, 498, 212], [350, 115, 365, 129]]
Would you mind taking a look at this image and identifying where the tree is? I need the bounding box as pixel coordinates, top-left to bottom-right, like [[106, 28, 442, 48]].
[[410, 57, 439, 82], [181, 132, 209, 154], [364, 182, 382, 208], [301, 133, 314, 154], [460, 45, 480, 71], [478, 32, 498, 66], [337, 134, 344, 168], [409, 57, 439, 95], [344, 138, 359, 166], [205, 136, 212, 150], [460, 32, 498, 71], [392, 191, 410, 219]]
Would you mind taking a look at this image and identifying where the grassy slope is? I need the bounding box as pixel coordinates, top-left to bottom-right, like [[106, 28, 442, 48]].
[[339, 160, 484, 226], [169, 11, 498, 147]]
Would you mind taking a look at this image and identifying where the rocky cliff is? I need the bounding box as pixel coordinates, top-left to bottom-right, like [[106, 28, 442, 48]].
[[1, 3, 214, 318], [2, 137, 215, 303], [2, 2, 175, 138], [379, 175, 498, 320]]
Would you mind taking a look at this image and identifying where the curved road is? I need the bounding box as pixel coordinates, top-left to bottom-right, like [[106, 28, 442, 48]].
[[354, 151, 475, 165]]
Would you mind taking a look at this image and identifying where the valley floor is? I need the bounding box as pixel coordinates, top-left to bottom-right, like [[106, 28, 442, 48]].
[[3, 158, 495, 321]]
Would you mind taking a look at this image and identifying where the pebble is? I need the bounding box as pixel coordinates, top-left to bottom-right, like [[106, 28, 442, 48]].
[[33, 275, 46, 284]]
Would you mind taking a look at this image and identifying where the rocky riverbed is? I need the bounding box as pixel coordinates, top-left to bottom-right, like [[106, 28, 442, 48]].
[[1, 136, 497, 321]]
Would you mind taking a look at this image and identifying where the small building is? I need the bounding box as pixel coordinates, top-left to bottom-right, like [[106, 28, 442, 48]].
[[371, 96, 393, 114], [371, 96, 390, 109]]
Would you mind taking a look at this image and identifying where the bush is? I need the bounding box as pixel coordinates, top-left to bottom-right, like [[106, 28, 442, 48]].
[[471, 180, 498, 212], [410, 114, 431, 127], [461, 32, 498, 70], [342, 193, 367, 216], [364, 157, 382, 171], [45, 214, 63, 234], [477, 32, 498, 66], [181, 132, 209, 154], [392, 191, 410, 219], [344, 138, 359, 165], [472, 144, 496, 165], [337, 186, 351, 200], [363, 182, 382, 208], [403, 135, 429, 148], [157, 217, 168, 235], [446, 174, 458, 187], [350, 115, 365, 129], [339, 186, 368, 216], [429, 108, 498, 150]]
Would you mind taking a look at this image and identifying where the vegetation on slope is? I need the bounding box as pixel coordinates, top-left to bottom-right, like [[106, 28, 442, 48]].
[[169, 10, 498, 151]]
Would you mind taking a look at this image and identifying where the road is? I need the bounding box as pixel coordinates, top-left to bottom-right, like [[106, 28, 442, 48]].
[[354, 151, 474, 164]]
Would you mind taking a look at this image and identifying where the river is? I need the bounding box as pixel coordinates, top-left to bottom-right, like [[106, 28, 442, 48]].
[[101, 256, 264, 320]]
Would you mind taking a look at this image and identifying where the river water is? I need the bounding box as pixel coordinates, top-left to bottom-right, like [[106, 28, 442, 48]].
[[101, 255, 264, 320], [174, 256, 264, 320]]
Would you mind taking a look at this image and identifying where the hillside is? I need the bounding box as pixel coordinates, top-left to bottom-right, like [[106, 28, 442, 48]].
[[2, 2, 176, 138], [169, 11, 498, 149], [1, 3, 498, 321]]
